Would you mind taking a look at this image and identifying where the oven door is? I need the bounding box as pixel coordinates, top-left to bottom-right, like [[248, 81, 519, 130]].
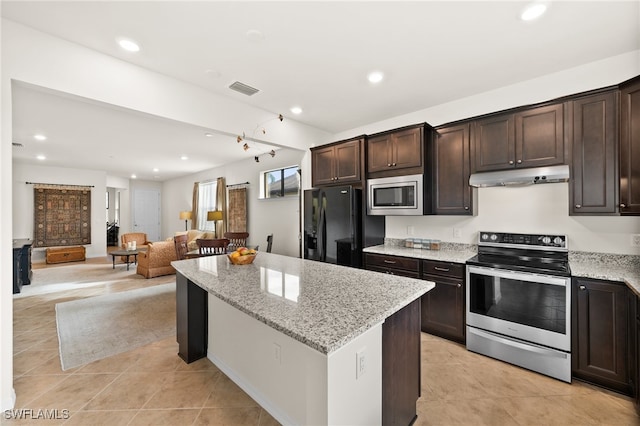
[[466, 265, 571, 351]]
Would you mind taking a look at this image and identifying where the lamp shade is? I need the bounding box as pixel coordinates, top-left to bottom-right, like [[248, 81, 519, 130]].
[[207, 210, 223, 221], [179, 211, 192, 220]]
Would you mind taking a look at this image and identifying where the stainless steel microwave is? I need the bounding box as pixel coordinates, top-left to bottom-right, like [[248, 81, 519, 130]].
[[367, 174, 424, 215]]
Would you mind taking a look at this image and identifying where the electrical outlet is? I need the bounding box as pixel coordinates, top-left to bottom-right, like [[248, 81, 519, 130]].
[[356, 348, 366, 379], [453, 228, 462, 239], [407, 226, 415, 236], [272, 343, 281, 365], [631, 234, 640, 247]]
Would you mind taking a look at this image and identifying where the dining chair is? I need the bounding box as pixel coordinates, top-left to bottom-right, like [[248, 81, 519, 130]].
[[224, 232, 249, 248], [197, 238, 230, 256], [174, 234, 189, 260], [266, 234, 273, 253]]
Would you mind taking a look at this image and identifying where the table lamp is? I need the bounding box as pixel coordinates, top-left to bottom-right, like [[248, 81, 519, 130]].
[[179, 211, 192, 231], [207, 210, 223, 237]]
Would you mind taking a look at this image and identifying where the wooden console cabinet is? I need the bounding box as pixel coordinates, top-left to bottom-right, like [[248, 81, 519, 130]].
[[45, 246, 86, 264]]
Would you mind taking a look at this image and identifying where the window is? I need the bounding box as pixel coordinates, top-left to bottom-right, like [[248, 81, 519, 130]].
[[260, 166, 299, 199], [196, 180, 217, 231]]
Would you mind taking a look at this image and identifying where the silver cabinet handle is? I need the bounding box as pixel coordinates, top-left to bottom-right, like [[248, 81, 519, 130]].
[[575, 204, 581, 209], [509, 160, 514, 165], [464, 206, 469, 210], [620, 203, 627, 208], [517, 159, 522, 164], [387, 163, 392, 167], [579, 285, 586, 290], [383, 260, 397, 264], [434, 266, 449, 272], [392, 162, 397, 166], [457, 283, 462, 288]]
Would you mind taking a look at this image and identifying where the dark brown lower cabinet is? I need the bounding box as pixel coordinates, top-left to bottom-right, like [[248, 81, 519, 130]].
[[572, 277, 633, 395], [382, 298, 421, 426], [421, 261, 465, 344], [364, 253, 420, 278]]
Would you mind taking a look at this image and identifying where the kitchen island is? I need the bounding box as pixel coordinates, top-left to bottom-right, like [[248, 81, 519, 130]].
[[172, 252, 433, 426]]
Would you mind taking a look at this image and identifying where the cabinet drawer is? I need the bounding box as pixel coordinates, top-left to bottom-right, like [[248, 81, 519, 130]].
[[365, 253, 420, 272], [422, 260, 464, 278], [367, 264, 421, 279]]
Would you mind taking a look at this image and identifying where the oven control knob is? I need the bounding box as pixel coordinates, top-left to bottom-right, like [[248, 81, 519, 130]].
[[553, 236, 564, 246], [481, 233, 489, 241], [490, 234, 498, 241], [542, 236, 551, 244]]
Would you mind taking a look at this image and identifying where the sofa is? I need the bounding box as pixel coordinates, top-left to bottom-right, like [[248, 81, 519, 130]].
[[175, 229, 216, 252], [136, 240, 177, 278]]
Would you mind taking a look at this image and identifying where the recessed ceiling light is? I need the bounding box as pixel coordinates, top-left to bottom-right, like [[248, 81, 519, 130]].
[[520, 2, 548, 21], [204, 132, 213, 137], [368, 71, 384, 84], [131, 174, 137, 179], [153, 168, 159, 172], [34, 134, 47, 141], [117, 38, 140, 52], [181, 155, 188, 160], [246, 29, 265, 42], [290, 106, 303, 115], [36, 155, 46, 160]]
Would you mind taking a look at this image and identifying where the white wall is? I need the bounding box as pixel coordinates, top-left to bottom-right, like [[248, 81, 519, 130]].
[[162, 148, 305, 257], [329, 51, 640, 255], [12, 163, 108, 261]]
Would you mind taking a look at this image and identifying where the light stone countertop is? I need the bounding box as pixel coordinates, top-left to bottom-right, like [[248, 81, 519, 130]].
[[569, 252, 640, 297], [172, 252, 434, 355], [363, 243, 477, 264]]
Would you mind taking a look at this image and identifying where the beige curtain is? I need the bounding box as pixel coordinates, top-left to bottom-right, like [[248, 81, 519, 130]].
[[227, 187, 248, 232], [191, 182, 199, 230], [215, 177, 226, 238]]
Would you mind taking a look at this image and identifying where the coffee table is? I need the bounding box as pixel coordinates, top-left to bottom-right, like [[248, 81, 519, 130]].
[[110, 249, 139, 271]]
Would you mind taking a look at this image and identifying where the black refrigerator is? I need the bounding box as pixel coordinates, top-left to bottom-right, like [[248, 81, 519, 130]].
[[303, 186, 384, 268]]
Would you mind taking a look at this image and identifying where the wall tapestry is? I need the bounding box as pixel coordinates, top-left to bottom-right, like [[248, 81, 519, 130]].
[[34, 185, 92, 247], [227, 187, 247, 232]]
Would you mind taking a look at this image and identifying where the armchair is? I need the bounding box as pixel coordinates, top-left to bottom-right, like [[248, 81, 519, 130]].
[[121, 232, 150, 251], [136, 240, 177, 278]]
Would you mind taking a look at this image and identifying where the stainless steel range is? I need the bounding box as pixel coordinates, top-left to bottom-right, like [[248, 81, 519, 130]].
[[465, 231, 571, 382]]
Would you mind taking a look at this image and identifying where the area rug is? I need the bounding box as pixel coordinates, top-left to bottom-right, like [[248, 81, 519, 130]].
[[55, 283, 176, 370]]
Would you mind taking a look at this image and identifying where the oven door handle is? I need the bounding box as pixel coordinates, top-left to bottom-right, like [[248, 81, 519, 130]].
[[469, 327, 569, 359], [466, 265, 569, 287]]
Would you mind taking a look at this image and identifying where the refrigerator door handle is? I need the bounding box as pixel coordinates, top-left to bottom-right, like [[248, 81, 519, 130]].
[[318, 190, 326, 262], [349, 189, 355, 249]]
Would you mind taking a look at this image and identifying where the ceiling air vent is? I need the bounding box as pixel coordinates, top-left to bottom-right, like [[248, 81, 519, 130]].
[[228, 81, 260, 96], [12, 142, 23, 148]]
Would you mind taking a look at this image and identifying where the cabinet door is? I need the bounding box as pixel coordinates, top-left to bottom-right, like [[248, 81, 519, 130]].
[[334, 138, 361, 182], [421, 276, 465, 343], [433, 124, 472, 215], [620, 78, 640, 215], [311, 145, 336, 186], [573, 278, 631, 394], [367, 134, 393, 173], [392, 127, 423, 170], [570, 91, 618, 214], [515, 103, 565, 168], [471, 114, 515, 172]]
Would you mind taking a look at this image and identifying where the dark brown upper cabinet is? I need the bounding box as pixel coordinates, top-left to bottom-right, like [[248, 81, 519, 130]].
[[620, 76, 640, 215], [432, 123, 473, 215], [569, 90, 618, 215], [367, 125, 425, 178], [471, 103, 565, 173], [311, 137, 362, 187]]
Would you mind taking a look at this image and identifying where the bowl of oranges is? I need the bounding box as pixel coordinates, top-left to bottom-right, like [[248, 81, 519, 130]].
[[227, 246, 257, 265]]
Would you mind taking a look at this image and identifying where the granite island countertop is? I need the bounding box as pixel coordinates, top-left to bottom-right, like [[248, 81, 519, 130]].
[[172, 252, 434, 355]]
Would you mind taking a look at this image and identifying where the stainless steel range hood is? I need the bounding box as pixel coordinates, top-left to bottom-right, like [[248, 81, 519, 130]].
[[469, 164, 570, 188]]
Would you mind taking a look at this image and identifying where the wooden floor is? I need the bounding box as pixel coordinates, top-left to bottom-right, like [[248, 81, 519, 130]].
[[11, 256, 640, 425]]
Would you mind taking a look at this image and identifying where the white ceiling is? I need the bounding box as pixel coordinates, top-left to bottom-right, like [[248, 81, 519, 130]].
[[4, 1, 639, 181]]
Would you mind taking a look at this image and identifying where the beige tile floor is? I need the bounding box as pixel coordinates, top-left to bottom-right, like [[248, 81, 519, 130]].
[[8, 256, 640, 425]]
